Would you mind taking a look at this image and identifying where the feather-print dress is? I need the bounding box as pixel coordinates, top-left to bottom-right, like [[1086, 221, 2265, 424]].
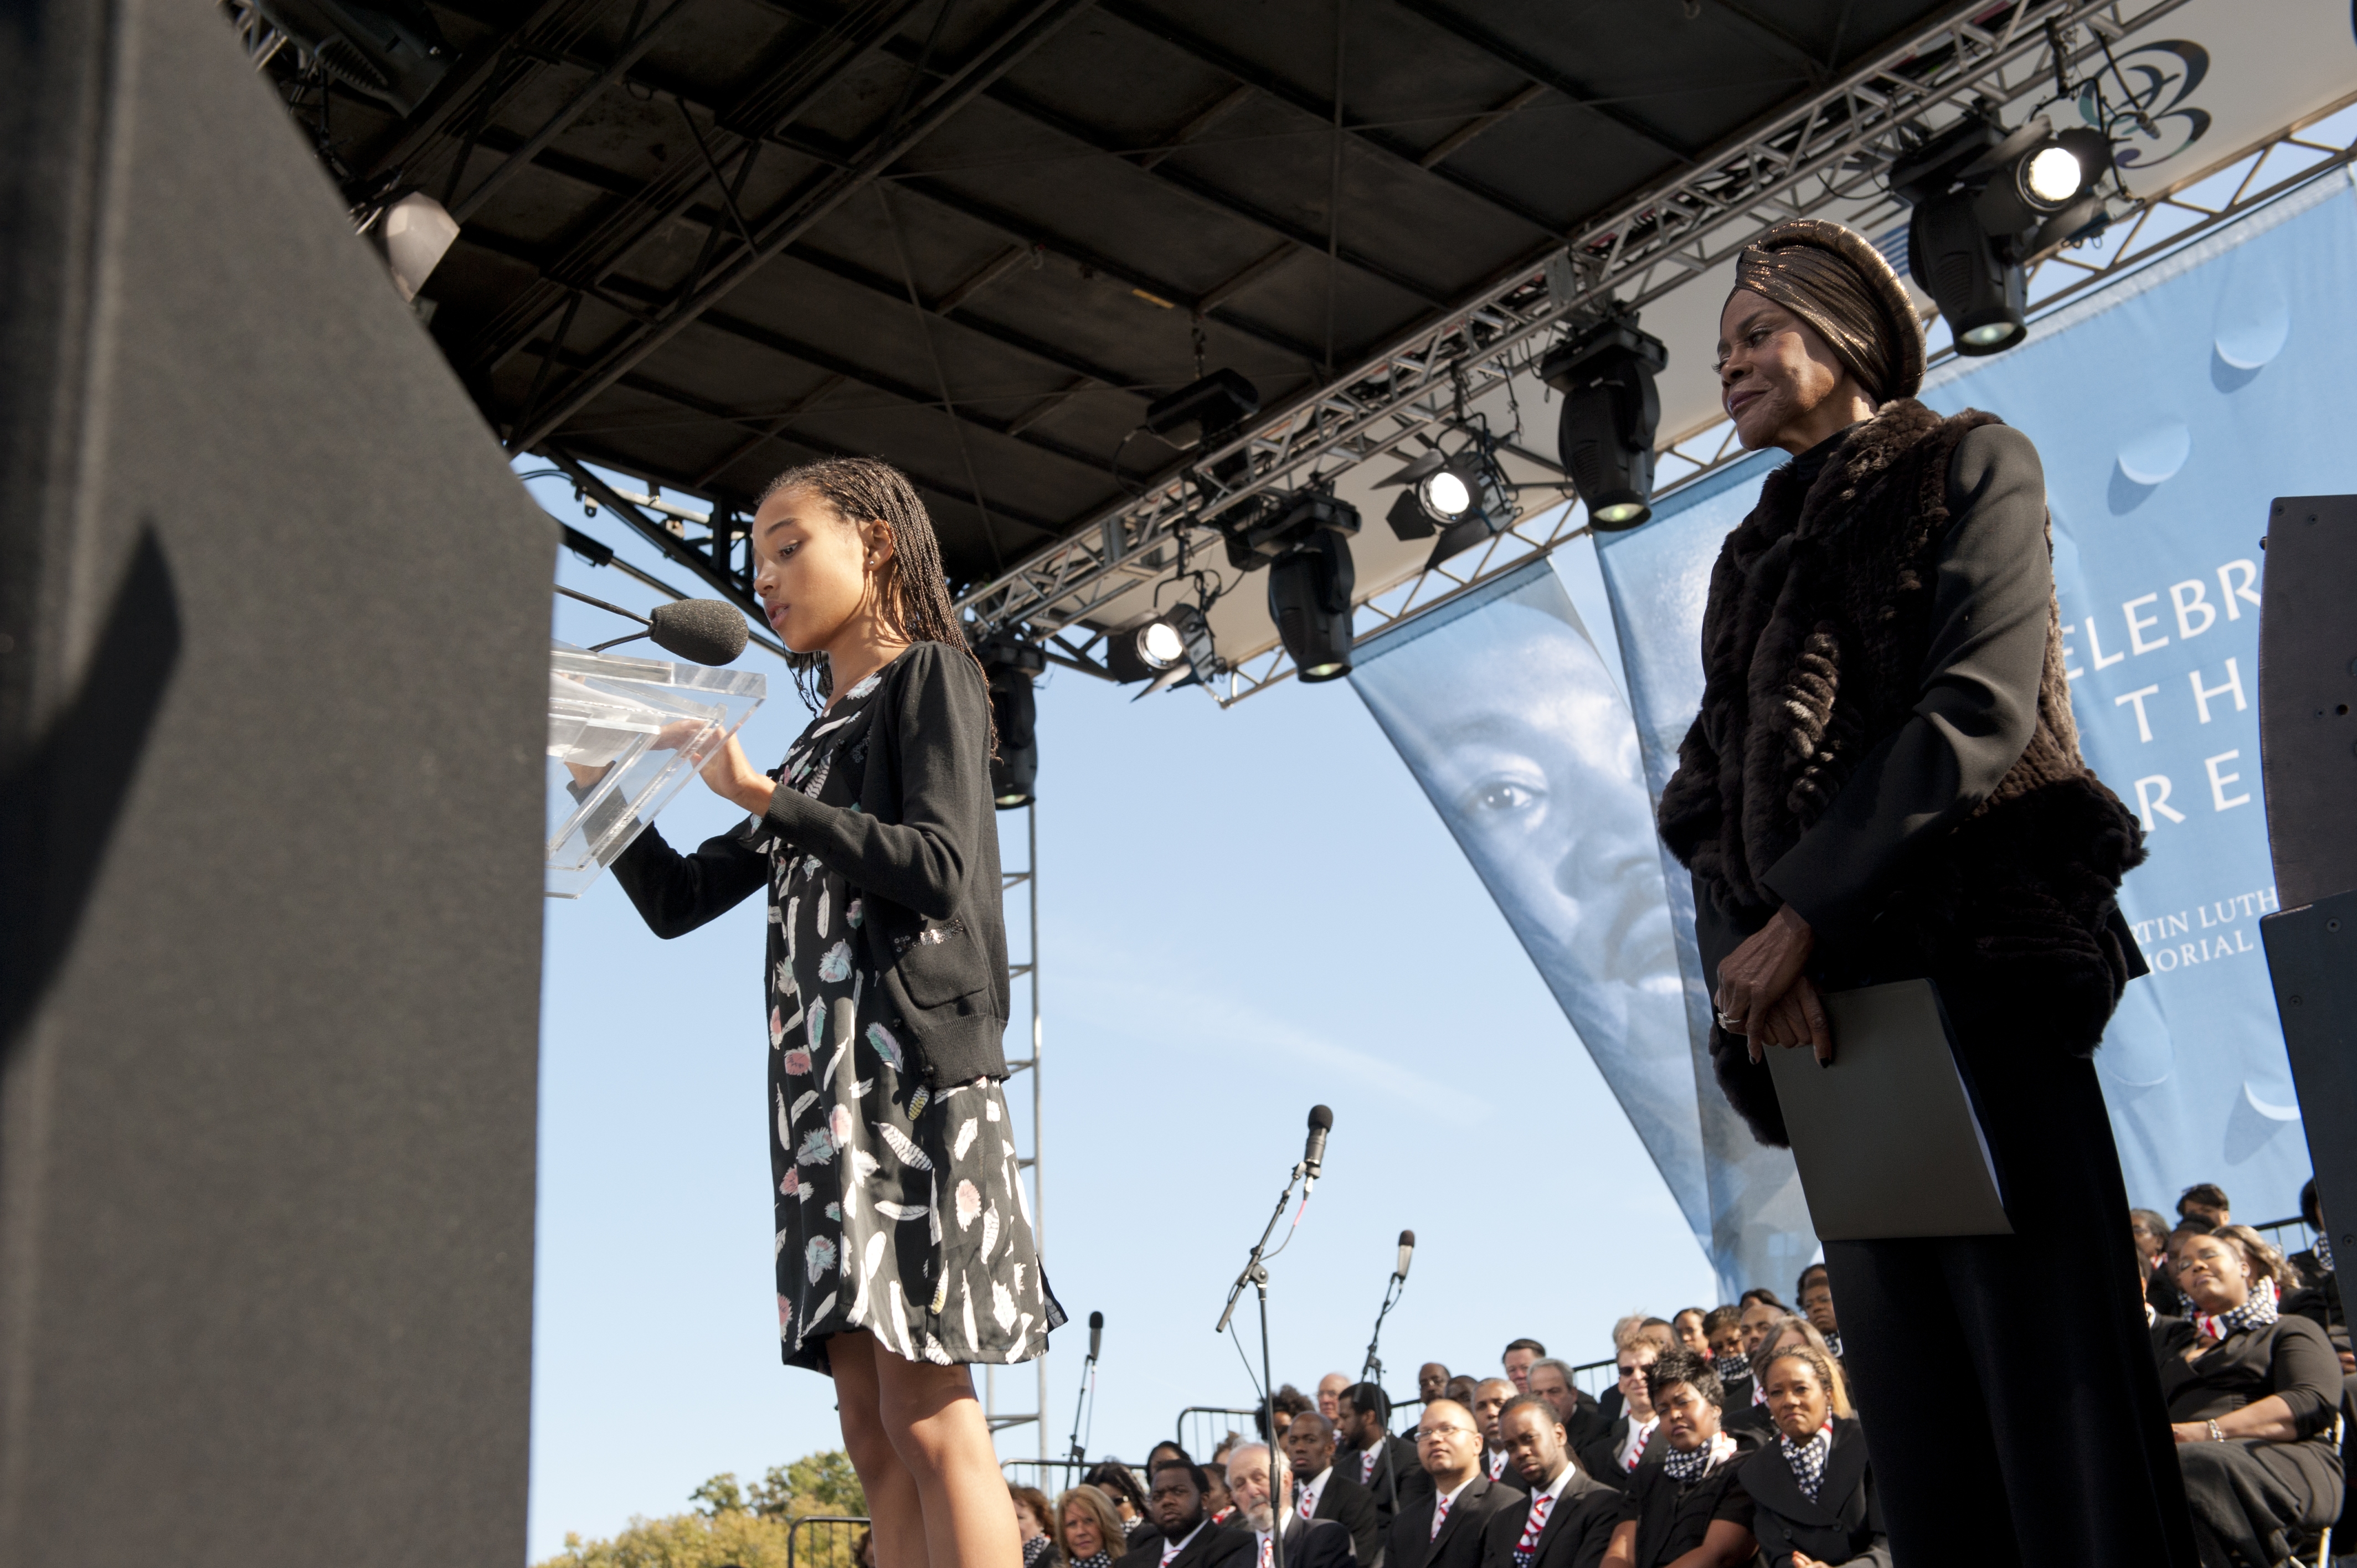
[[765, 664, 1061, 1371]]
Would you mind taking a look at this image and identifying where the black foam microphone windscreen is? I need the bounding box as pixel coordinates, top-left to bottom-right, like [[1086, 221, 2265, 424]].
[[1088, 1310, 1104, 1359], [647, 599, 750, 666]]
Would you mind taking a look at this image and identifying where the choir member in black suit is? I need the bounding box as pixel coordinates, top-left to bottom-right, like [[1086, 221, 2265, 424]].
[[1503, 1339, 1547, 1396], [1736, 1346, 1888, 1568], [1601, 1350, 1758, 1568], [1285, 1411, 1384, 1566], [1577, 1343, 1660, 1489], [1529, 1360, 1609, 1461], [1341, 1383, 1435, 1530], [1387, 1398, 1524, 1568], [1225, 1445, 1353, 1568], [2286, 1180, 2336, 1295], [1473, 1379, 1517, 1487], [1478, 1396, 1630, 1568], [1412, 1365, 1454, 1433], [2162, 1226, 2346, 1565], [1115, 1462, 1252, 1568]]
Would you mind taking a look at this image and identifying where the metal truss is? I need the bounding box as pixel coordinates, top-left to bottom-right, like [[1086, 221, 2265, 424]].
[[953, 0, 2196, 642], [1207, 89, 2357, 707]]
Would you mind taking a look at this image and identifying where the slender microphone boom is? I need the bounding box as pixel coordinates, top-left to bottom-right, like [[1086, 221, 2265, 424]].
[[1301, 1105, 1334, 1193], [1088, 1310, 1104, 1360], [1394, 1229, 1416, 1281]]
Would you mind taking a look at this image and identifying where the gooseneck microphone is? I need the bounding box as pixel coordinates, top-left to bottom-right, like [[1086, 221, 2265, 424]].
[[1301, 1105, 1333, 1193], [1394, 1229, 1416, 1281], [558, 585, 752, 666]]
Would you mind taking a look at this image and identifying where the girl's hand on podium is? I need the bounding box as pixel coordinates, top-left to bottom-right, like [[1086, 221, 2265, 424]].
[[697, 731, 777, 816]]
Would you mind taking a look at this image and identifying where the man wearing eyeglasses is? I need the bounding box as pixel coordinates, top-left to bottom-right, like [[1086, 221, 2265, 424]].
[[1573, 1344, 1660, 1493], [1386, 1399, 1524, 1568]]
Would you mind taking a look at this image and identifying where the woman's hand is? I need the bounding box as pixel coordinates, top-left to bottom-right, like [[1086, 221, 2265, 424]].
[[1792, 1555, 1826, 1568], [697, 733, 776, 816], [1753, 974, 1835, 1065], [1715, 904, 1828, 1062], [2169, 1421, 2207, 1445]]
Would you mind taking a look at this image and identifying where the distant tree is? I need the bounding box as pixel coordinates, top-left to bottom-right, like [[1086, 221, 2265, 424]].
[[537, 1451, 868, 1568]]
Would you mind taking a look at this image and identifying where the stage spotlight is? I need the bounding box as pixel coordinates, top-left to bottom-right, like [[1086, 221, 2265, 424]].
[[1267, 527, 1357, 682], [1893, 111, 2114, 357], [975, 638, 1046, 808], [1540, 317, 1668, 530], [1377, 444, 1514, 564], [1105, 603, 1218, 694]]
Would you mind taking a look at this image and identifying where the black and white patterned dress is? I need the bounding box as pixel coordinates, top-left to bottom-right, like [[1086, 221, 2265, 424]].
[[764, 662, 1059, 1371]]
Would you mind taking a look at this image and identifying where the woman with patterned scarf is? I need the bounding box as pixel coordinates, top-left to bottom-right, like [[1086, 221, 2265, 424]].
[[1658, 217, 2188, 1564], [2159, 1225, 2345, 1564], [1735, 1346, 1884, 1568]]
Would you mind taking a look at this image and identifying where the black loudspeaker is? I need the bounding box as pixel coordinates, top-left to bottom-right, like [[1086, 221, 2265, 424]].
[[2255, 495, 2357, 1334], [0, 6, 549, 1566]]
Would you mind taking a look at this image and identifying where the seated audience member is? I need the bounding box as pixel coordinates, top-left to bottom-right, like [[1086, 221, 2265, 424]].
[[1504, 1339, 1547, 1395], [1529, 1357, 1609, 1456], [1063, 1486, 1133, 1568], [2133, 1208, 2179, 1314], [1736, 1296, 1784, 1366], [1738, 1288, 1785, 1314], [1736, 1346, 1887, 1568], [1320, 1374, 1352, 1424], [1088, 1462, 1157, 1544], [1732, 1318, 1855, 1435], [1795, 1267, 1841, 1359], [1637, 1321, 1676, 1355], [2162, 1224, 2345, 1566], [1601, 1349, 1757, 1568], [1016, 1484, 1068, 1568], [1389, 1397, 1524, 1568], [1226, 1443, 1354, 1568], [2287, 1179, 2333, 1291], [1285, 1410, 1384, 1566], [1578, 1340, 1661, 1488], [2158, 1223, 2212, 1317], [1116, 1460, 1251, 1568], [1670, 1309, 1712, 1360], [1341, 1381, 1435, 1525], [1259, 1384, 1315, 1443], [2178, 1182, 2231, 1230], [1206, 1456, 1239, 1526], [1447, 1375, 1481, 1410], [2283, 1192, 2349, 1373], [1598, 1316, 1650, 1423], [1480, 1395, 1631, 1568], [1148, 1443, 1193, 1479], [1419, 1363, 1454, 1410], [1701, 1309, 1749, 1411], [1474, 1378, 1517, 1483], [857, 1526, 878, 1568]]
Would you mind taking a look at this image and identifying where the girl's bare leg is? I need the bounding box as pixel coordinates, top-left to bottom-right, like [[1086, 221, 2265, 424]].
[[867, 1333, 1021, 1568], [831, 1331, 931, 1568]]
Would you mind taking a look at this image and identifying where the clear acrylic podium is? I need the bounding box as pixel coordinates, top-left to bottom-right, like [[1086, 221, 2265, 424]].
[[545, 641, 766, 898]]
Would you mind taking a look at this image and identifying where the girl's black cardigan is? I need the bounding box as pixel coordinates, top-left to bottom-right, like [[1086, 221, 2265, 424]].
[[609, 641, 1011, 1085]]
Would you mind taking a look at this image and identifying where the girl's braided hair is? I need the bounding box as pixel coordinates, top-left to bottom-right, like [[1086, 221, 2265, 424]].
[[756, 457, 989, 715]]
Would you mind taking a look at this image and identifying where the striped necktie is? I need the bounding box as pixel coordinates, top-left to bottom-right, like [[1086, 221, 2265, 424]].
[[1429, 1492, 1454, 1542], [1511, 1493, 1555, 1568], [1257, 1536, 1273, 1568]]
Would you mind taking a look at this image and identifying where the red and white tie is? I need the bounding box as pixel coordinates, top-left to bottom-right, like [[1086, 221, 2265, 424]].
[[1429, 1493, 1454, 1542], [1258, 1537, 1273, 1568], [1297, 1483, 1316, 1521], [1624, 1422, 1654, 1473], [1161, 1534, 1187, 1567], [1487, 1450, 1507, 1480], [1511, 1494, 1555, 1567], [1361, 1447, 1380, 1484]]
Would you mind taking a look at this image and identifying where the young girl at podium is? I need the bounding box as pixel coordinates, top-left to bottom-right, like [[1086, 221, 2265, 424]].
[[604, 456, 1061, 1568]]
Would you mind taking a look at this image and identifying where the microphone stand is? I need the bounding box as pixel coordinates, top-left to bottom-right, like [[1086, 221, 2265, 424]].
[[1359, 1267, 1407, 1389], [1215, 1159, 1308, 1568], [1066, 1342, 1098, 1464]]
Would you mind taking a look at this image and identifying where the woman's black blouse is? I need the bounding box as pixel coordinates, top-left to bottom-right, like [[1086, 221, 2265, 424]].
[[2154, 1314, 2341, 1439]]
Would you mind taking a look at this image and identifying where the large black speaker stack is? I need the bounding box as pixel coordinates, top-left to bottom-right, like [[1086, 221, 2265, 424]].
[[2257, 494, 2357, 1322], [0, 4, 550, 1565]]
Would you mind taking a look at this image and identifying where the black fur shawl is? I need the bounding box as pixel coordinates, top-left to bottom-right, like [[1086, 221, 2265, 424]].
[[1658, 401, 2145, 1146]]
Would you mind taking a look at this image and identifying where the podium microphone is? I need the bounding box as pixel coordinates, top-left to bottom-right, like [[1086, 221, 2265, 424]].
[[1301, 1105, 1333, 1194], [1394, 1229, 1416, 1281], [557, 585, 750, 666]]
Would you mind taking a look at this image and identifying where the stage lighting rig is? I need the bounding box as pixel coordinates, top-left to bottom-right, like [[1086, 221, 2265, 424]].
[[1540, 315, 1668, 530], [254, 0, 454, 115], [1378, 436, 1517, 568], [1893, 109, 2115, 355], [975, 636, 1046, 808], [1263, 497, 1361, 683]]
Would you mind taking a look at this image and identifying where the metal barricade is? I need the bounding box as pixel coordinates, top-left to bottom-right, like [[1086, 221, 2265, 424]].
[[1175, 1406, 1263, 1458], [787, 1514, 872, 1568], [1003, 1457, 1115, 1497], [2250, 1214, 2313, 1261], [1571, 1358, 1618, 1400]]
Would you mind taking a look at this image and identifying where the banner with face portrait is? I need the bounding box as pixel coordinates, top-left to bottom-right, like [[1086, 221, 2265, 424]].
[[1597, 174, 2355, 1231], [1350, 560, 1812, 1296]]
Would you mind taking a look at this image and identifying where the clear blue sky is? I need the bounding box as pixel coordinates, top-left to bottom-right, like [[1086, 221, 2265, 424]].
[[530, 471, 1713, 1558]]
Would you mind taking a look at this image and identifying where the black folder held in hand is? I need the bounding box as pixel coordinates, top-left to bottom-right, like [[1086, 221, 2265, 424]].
[[1765, 978, 2012, 1240]]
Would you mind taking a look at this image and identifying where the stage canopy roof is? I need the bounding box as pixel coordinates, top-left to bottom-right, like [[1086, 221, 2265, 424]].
[[244, 0, 2357, 691]]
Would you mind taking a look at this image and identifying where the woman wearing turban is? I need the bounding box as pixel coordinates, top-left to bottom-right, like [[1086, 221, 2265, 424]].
[[1656, 220, 2195, 1565]]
